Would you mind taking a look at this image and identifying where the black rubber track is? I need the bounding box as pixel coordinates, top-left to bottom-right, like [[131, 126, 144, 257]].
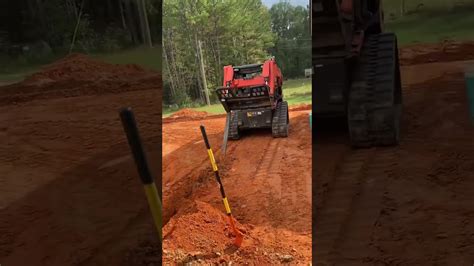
[[272, 101, 289, 138], [348, 32, 402, 148], [228, 110, 240, 140], [369, 33, 402, 146]]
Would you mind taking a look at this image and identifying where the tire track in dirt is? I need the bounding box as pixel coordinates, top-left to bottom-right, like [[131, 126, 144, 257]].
[[278, 118, 312, 232], [314, 150, 373, 262], [217, 133, 280, 226], [162, 112, 312, 263], [313, 51, 474, 265], [223, 114, 311, 232], [334, 149, 397, 264], [314, 148, 397, 265], [252, 137, 284, 226]]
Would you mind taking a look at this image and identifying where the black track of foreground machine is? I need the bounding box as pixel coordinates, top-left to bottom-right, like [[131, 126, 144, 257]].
[[216, 58, 289, 140], [311, 0, 402, 148]]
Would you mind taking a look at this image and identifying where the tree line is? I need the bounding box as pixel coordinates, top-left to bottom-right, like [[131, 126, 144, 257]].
[[163, 0, 310, 107], [0, 0, 162, 60]]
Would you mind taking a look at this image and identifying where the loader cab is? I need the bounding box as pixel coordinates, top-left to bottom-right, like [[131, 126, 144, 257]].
[[233, 64, 263, 80]]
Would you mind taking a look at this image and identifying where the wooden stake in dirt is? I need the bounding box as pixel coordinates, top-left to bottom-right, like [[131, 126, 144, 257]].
[[200, 125, 244, 247], [120, 107, 162, 243]]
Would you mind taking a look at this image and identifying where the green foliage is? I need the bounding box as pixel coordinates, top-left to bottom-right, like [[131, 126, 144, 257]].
[[269, 3, 311, 79], [99, 24, 133, 52], [163, 0, 310, 106], [72, 15, 101, 52], [1, 0, 162, 57], [163, 0, 275, 106], [42, 0, 78, 49]]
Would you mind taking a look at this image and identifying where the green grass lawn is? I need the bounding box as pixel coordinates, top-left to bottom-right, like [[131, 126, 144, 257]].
[[96, 46, 162, 71], [164, 78, 311, 117], [0, 54, 59, 83], [0, 68, 38, 83], [284, 78, 312, 105], [383, 0, 474, 16], [382, 0, 474, 45], [386, 9, 474, 45]]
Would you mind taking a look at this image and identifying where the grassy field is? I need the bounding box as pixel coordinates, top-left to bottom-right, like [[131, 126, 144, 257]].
[[97, 47, 162, 71], [383, 0, 474, 45], [163, 78, 311, 116], [0, 46, 162, 84], [385, 9, 474, 45], [0, 54, 59, 83], [0, 68, 38, 84], [383, 0, 474, 16]]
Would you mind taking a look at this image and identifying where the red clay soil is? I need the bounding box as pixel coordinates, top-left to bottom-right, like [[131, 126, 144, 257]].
[[24, 53, 152, 84], [0, 54, 162, 265], [400, 40, 474, 65], [162, 110, 312, 264], [161, 200, 309, 264], [0, 53, 160, 105], [289, 103, 312, 111], [3, 43, 474, 265], [314, 53, 474, 264], [169, 108, 210, 119]]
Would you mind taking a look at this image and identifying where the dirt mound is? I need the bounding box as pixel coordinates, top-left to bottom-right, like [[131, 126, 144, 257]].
[[23, 53, 151, 85], [0, 53, 160, 105], [169, 108, 210, 119], [164, 201, 243, 253], [289, 103, 312, 111], [400, 41, 474, 65], [162, 201, 309, 265]]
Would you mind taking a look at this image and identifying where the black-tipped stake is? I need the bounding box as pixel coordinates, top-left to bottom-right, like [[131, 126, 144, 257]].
[[120, 107, 162, 242], [200, 125, 243, 246]]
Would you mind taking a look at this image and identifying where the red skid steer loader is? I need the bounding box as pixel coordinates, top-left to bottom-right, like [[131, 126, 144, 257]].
[[216, 58, 289, 154]]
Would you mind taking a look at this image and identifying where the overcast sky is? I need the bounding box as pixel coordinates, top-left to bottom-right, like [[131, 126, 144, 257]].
[[262, 0, 309, 8]]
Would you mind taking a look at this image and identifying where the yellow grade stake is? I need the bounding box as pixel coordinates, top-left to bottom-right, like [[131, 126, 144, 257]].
[[120, 107, 162, 242], [200, 125, 243, 247]]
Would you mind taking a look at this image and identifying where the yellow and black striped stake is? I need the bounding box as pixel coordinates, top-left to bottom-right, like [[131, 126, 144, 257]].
[[120, 107, 162, 243], [200, 125, 243, 247]]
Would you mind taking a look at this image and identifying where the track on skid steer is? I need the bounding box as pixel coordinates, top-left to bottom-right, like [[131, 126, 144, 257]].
[[348, 33, 402, 148]]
